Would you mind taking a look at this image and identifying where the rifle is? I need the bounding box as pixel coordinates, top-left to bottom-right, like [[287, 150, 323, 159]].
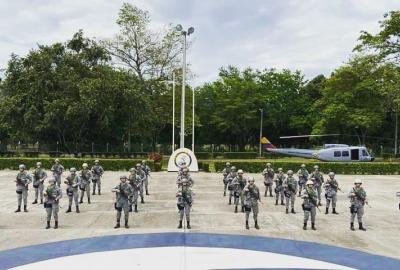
[[353, 188, 371, 208], [306, 188, 320, 212]]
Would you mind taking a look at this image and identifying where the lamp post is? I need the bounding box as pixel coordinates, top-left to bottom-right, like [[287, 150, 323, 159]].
[[176, 24, 194, 149], [259, 108, 264, 157]]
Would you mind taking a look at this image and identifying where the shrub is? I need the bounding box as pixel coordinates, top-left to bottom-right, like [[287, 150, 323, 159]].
[[198, 162, 210, 172]]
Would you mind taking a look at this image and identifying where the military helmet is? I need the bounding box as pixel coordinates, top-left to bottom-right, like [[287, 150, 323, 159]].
[[142, 160, 146, 164], [55, 159, 60, 163], [183, 168, 189, 172], [36, 162, 42, 167], [231, 166, 237, 172], [129, 168, 136, 173], [278, 167, 283, 172], [136, 163, 141, 167], [266, 162, 271, 166], [306, 180, 314, 185], [237, 169, 244, 174], [301, 164, 306, 168], [48, 177, 56, 183], [329, 172, 335, 177], [18, 164, 25, 170], [354, 179, 362, 184], [82, 163, 88, 168], [94, 159, 99, 163], [70, 167, 77, 172], [287, 170, 293, 175], [248, 176, 255, 183], [120, 175, 128, 180], [226, 162, 231, 166], [314, 165, 319, 169]]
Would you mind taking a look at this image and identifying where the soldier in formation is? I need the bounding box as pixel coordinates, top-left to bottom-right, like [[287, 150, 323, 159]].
[[176, 171, 193, 229], [301, 179, 318, 230], [50, 159, 64, 187], [15, 164, 32, 213], [226, 166, 237, 205], [136, 163, 146, 204], [112, 175, 133, 229], [128, 168, 141, 213], [141, 160, 151, 195], [310, 165, 324, 206], [262, 163, 274, 197], [64, 167, 81, 213], [79, 163, 92, 204], [349, 179, 367, 231], [324, 172, 340, 214], [283, 170, 297, 214], [274, 168, 285, 206], [229, 169, 247, 213], [91, 160, 104, 195], [32, 162, 47, 204], [44, 178, 62, 229], [222, 162, 232, 196], [243, 177, 261, 230], [297, 164, 309, 197]]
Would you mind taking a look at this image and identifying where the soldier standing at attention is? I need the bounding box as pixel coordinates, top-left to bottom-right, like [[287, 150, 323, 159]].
[[32, 162, 47, 204], [136, 163, 146, 204], [50, 159, 64, 187], [64, 167, 81, 213], [79, 163, 92, 204], [141, 160, 151, 195], [15, 164, 32, 213], [243, 177, 261, 230], [236, 169, 247, 213], [128, 168, 141, 213], [302, 180, 318, 230], [91, 160, 104, 195], [222, 162, 232, 196], [310, 165, 324, 206], [176, 176, 193, 229], [324, 172, 340, 214], [262, 163, 274, 197], [44, 178, 62, 229], [112, 176, 133, 229], [226, 166, 237, 205], [297, 164, 309, 197], [349, 179, 368, 231], [274, 168, 285, 206], [283, 170, 297, 214]]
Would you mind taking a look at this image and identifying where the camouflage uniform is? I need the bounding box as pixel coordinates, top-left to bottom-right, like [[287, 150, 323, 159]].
[[177, 183, 193, 229], [310, 168, 324, 206], [91, 163, 104, 195], [32, 166, 47, 204], [51, 162, 64, 187], [15, 167, 32, 212], [231, 172, 247, 213], [128, 169, 141, 212], [64, 170, 81, 213], [226, 170, 237, 205], [222, 165, 232, 196], [283, 173, 298, 214], [44, 180, 62, 229], [349, 182, 367, 231], [324, 174, 339, 214], [297, 166, 309, 197], [262, 166, 274, 197], [274, 171, 285, 205], [113, 179, 134, 228], [141, 161, 151, 195], [243, 180, 260, 230], [136, 165, 146, 204], [79, 167, 92, 204], [301, 184, 318, 230]]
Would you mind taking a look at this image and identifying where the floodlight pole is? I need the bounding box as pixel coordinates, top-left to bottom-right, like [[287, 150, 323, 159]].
[[259, 108, 263, 157], [172, 72, 176, 153], [180, 32, 187, 148]]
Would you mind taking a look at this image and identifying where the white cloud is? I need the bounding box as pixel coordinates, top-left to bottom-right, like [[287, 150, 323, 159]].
[[0, 0, 398, 84]]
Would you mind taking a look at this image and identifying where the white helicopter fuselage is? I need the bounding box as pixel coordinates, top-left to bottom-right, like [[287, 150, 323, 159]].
[[267, 145, 374, 162]]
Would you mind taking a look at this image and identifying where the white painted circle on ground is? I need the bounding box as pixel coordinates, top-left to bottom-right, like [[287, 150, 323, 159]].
[[10, 246, 356, 270]]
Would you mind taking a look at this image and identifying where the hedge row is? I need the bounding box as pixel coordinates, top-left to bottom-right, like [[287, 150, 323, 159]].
[[195, 152, 293, 159], [0, 158, 160, 171], [198, 162, 210, 172], [214, 161, 400, 175]]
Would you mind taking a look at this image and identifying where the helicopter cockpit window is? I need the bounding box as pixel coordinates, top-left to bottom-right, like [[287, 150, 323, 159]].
[[334, 151, 341, 157], [362, 149, 368, 156], [342, 151, 349, 157]]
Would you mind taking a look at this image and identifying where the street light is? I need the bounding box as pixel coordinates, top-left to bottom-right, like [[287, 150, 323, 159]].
[[176, 24, 195, 150], [259, 108, 264, 157]]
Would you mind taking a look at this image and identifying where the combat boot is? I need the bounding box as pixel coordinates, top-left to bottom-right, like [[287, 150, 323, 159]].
[[318, 201, 322, 206], [32, 199, 37, 204], [234, 205, 238, 213], [359, 223, 366, 231], [92, 190, 95, 195], [88, 198, 91, 204], [46, 221, 51, 229], [311, 223, 316, 230], [269, 193, 273, 197], [187, 221, 191, 229], [98, 190, 101, 195], [325, 207, 329, 214], [125, 221, 129, 229], [275, 199, 278, 206], [291, 208, 296, 214], [66, 206, 72, 213], [332, 208, 338, 214], [223, 190, 226, 196], [141, 198, 145, 204], [146, 190, 149, 195], [228, 197, 232, 205], [54, 221, 58, 229], [134, 205, 138, 213], [245, 220, 249, 230], [76, 206, 80, 213], [178, 220, 183, 229], [15, 206, 21, 213], [79, 199, 83, 204], [264, 191, 267, 197], [24, 205, 28, 212], [129, 205, 133, 212], [114, 221, 120, 229], [285, 208, 289, 214], [281, 201, 285, 206], [255, 221, 260, 230], [350, 222, 355, 231], [303, 223, 307, 230], [40, 199, 43, 204]]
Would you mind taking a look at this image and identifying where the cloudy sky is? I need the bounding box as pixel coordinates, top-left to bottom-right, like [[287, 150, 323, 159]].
[[0, 0, 398, 85]]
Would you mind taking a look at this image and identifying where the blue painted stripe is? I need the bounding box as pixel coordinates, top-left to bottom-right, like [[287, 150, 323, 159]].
[[0, 233, 399, 270]]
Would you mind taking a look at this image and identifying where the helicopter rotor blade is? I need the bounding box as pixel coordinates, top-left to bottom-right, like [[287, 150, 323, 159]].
[[280, 134, 341, 139]]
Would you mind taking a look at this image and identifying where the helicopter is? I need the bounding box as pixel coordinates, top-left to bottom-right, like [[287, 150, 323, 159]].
[[262, 135, 375, 162]]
